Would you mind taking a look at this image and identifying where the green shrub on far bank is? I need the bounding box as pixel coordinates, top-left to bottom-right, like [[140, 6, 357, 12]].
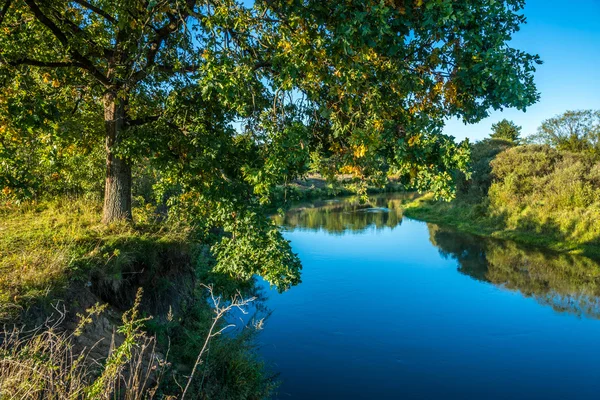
[[455, 138, 514, 202], [487, 145, 600, 247], [405, 139, 600, 258]]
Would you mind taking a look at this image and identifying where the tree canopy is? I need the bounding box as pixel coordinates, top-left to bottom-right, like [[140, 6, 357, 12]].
[[0, 0, 540, 290], [531, 110, 600, 154], [490, 119, 521, 143]]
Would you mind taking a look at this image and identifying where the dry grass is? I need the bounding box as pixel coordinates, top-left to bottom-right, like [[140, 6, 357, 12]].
[[0, 290, 167, 400]]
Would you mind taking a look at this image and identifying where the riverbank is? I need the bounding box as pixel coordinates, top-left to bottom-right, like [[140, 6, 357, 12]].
[[275, 172, 600, 260], [0, 200, 275, 398], [271, 174, 405, 205], [403, 193, 600, 259]]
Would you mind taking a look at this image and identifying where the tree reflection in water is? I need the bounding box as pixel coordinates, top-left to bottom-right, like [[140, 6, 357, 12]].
[[275, 193, 600, 319], [428, 223, 600, 319], [272, 194, 408, 234]]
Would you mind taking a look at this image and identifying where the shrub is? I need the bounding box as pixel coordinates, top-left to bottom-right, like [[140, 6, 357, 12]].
[[456, 138, 514, 202]]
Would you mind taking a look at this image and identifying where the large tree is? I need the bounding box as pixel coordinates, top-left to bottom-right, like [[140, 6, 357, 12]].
[[0, 0, 540, 288]]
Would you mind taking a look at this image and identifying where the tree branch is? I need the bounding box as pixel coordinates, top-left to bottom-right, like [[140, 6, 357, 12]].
[[9, 58, 80, 68], [126, 115, 161, 127], [154, 63, 199, 73], [23, 0, 111, 87], [131, 0, 197, 83], [51, 8, 114, 59], [71, 0, 116, 24], [253, 60, 272, 71], [0, 0, 12, 27]]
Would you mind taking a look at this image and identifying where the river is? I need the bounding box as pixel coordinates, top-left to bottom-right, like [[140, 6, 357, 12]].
[[256, 193, 600, 399]]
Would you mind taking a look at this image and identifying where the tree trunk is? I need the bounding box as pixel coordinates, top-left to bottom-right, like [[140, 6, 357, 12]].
[[102, 90, 132, 223]]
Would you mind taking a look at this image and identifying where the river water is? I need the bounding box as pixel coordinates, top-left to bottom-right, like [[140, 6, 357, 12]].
[[257, 193, 600, 399]]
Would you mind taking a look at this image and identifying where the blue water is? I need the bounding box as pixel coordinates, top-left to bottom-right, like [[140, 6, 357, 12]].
[[257, 195, 600, 399]]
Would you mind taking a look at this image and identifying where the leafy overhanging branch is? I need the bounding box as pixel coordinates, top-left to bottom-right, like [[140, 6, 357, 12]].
[[0, 0, 12, 27], [71, 0, 116, 25], [22, 0, 111, 87]]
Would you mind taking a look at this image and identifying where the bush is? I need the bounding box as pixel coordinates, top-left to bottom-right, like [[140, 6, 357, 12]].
[[486, 145, 600, 248], [456, 138, 514, 202], [406, 143, 600, 257]]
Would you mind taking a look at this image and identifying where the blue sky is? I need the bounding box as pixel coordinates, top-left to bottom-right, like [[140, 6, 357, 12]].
[[444, 0, 600, 142]]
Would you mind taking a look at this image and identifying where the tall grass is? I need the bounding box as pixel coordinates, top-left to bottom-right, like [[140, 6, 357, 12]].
[[0, 286, 267, 399], [0, 289, 164, 400]]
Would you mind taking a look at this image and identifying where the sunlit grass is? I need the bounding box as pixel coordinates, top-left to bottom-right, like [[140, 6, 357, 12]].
[[0, 199, 191, 320], [404, 193, 600, 259]]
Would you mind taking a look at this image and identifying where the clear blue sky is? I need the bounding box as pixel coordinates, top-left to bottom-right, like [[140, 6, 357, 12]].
[[444, 0, 600, 142]]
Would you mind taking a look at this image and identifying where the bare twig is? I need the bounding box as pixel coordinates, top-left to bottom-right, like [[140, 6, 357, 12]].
[[181, 284, 256, 399]]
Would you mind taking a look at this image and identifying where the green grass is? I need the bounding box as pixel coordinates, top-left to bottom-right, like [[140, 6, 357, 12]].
[[404, 193, 600, 259], [0, 198, 192, 321], [0, 199, 277, 398]]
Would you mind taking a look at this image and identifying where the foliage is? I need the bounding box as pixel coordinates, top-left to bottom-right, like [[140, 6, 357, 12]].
[[489, 119, 521, 143], [455, 138, 513, 202], [530, 109, 600, 154], [0, 82, 104, 202], [0, 0, 540, 289], [405, 144, 600, 258]]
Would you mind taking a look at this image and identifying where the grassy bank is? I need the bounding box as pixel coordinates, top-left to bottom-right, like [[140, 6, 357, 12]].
[[0, 200, 276, 399], [404, 194, 600, 258], [0, 199, 185, 319], [404, 145, 600, 260]]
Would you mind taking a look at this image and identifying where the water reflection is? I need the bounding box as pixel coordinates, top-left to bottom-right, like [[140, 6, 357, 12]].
[[429, 224, 600, 319], [272, 194, 408, 234], [277, 193, 600, 319]]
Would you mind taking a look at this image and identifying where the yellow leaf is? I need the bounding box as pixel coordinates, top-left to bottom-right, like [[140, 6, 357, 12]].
[[408, 134, 421, 147], [353, 144, 367, 158], [373, 119, 384, 132]]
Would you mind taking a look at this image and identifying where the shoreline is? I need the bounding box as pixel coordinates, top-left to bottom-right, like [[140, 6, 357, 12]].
[[402, 193, 600, 260]]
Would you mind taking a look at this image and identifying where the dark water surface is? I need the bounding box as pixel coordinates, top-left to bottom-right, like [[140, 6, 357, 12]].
[[258, 194, 600, 399]]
